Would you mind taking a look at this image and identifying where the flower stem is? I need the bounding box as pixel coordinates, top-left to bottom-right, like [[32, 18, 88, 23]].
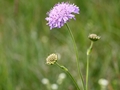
[[66, 23, 85, 90], [86, 41, 94, 90], [55, 62, 80, 90]]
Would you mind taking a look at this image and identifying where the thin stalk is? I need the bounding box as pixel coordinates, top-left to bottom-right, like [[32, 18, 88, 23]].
[[86, 41, 94, 90], [66, 23, 85, 90], [55, 62, 80, 90]]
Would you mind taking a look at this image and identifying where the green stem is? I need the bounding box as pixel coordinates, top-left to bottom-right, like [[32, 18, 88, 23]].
[[86, 41, 94, 90], [55, 62, 80, 90], [66, 23, 85, 90]]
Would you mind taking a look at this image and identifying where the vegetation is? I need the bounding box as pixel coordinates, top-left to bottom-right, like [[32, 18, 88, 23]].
[[0, 0, 120, 90]]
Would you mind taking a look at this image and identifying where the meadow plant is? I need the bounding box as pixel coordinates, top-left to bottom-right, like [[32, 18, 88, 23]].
[[51, 84, 58, 90], [46, 2, 100, 90], [41, 78, 51, 90], [57, 73, 66, 85], [98, 79, 109, 90], [41, 73, 66, 90]]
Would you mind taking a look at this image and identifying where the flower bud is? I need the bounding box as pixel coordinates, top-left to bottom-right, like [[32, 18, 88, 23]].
[[46, 53, 57, 65], [88, 34, 100, 41]]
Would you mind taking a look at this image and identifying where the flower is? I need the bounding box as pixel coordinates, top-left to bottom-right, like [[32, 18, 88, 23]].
[[51, 84, 58, 90], [46, 2, 80, 29], [98, 78, 109, 90], [41, 78, 49, 85], [46, 53, 57, 65], [98, 78, 109, 86], [57, 73, 66, 84], [88, 34, 100, 41]]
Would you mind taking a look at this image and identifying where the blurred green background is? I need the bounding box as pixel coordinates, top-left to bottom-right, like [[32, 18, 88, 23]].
[[0, 0, 120, 90]]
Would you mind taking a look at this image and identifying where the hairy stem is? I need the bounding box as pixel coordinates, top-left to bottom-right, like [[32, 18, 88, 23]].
[[66, 23, 85, 90], [55, 62, 80, 90], [86, 41, 94, 90]]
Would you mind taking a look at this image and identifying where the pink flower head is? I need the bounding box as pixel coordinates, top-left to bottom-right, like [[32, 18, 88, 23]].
[[46, 2, 80, 29]]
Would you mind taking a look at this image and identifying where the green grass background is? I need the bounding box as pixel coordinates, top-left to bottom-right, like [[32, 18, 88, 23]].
[[0, 0, 120, 90]]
